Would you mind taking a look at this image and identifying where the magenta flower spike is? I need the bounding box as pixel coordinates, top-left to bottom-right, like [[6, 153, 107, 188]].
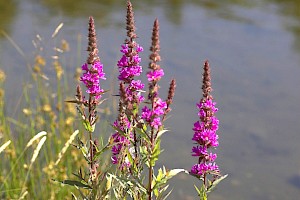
[[73, 16, 107, 184], [140, 19, 170, 131], [80, 17, 106, 101], [111, 0, 145, 167], [117, 1, 144, 104], [190, 61, 220, 179]]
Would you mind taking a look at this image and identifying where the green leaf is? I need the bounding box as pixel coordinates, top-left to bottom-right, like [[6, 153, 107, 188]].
[[207, 174, 228, 193], [80, 145, 89, 159], [167, 168, 188, 178], [194, 185, 207, 200], [135, 125, 150, 142], [52, 179, 92, 189], [132, 103, 138, 116], [126, 147, 138, 172], [194, 185, 201, 195], [107, 173, 147, 195], [140, 145, 149, 167], [82, 119, 95, 132], [154, 187, 159, 197], [156, 129, 169, 139], [92, 143, 109, 162], [152, 167, 185, 191], [150, 139, 161, 167], [111, 124, 124, 135]]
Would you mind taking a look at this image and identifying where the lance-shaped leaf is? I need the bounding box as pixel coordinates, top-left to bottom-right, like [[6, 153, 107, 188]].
[[82, 119, 95, 132], [108, 173, 148, 195], [52, 179, 92, 189], [150, 138, 161, 167], [135, 124, 150, 142], [152, 167, 187, 191], [92, 143, 110, 162], [194, 185, 207, 200], [207, 174, 228, 194], [156, 129, 168, 140], [111, 124, 126, 137]]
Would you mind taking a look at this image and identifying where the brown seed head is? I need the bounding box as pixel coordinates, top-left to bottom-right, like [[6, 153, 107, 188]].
[[126, 1, 137, 40], [149, 18, 161, 70], [76, 85, 83, 102], [202, 60, 212, 99], [87, 16, 100, 65], [166, 79, 176, 107]]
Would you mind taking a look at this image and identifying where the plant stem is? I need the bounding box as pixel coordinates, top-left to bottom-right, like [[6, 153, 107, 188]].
[[88, 95, 95, 186], [148, 131, 154, 200], [89, 131, 93, 177]]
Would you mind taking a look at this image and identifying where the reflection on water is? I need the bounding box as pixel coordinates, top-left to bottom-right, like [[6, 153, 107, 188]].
[[1, 0, 300, 200], [269, 0, 300, 52], [28, 0, 300, 51]]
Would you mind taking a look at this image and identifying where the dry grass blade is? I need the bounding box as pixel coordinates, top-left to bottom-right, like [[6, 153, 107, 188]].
[[52, 23, 64, 38], [26, 131, 47, 148], [1, 30, 25, 58], [18, 190, 28, 200], [30, 136, 47, 164], [55, 130, 79, 165], [0, 30, 33, 80], [0, 140, 11, 154]]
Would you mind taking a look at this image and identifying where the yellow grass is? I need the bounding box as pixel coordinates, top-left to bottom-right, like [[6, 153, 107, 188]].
[[55, 129, 79, 166], [0, 140, 11, 154]]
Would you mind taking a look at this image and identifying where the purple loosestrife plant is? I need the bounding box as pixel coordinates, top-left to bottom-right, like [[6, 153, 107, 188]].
[[78, 17, 106, 183], [191, 61, 227, 200], [62, 17, 113, 200], [109, 2, 186, 199], [140, 18, 184, 200], [111, 0, 145, 170]]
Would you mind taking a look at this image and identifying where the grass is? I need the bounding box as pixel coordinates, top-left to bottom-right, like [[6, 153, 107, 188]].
[[0, 25, 113, 199]]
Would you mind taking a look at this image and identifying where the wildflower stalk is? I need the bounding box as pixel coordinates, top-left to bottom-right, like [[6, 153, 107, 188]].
[[190, 61, 226, 199], [147, 19, 162, 199], [69, 17, 106, 193], [112, 0, 144, 174], [141, 18, 177, 199]]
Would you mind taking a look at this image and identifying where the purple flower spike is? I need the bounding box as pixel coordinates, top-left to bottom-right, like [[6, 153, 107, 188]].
[[190, 61, 220, 178], [111, 1, 145, 167]]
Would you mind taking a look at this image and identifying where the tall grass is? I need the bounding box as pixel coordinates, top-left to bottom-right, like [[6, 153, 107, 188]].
[[0, 24, 111, 199]]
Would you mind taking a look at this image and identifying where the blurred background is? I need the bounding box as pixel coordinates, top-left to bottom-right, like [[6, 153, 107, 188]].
[[1, 0, 300, 199]]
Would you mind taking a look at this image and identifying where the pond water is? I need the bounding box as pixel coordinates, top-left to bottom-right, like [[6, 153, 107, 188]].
[[1, 0, 300, 199]]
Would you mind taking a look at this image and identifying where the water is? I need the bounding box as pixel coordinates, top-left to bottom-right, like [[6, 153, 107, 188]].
[[1, 0, 300, 199]]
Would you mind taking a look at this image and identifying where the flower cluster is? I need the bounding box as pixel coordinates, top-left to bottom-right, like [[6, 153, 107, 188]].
[[117, 43, 144, 103], [141, 98, 167, 129], [118, 44, 143, 80], [147, 68, 164, 82], [80, 61, 106, 100], [190, 61, 220, 177]]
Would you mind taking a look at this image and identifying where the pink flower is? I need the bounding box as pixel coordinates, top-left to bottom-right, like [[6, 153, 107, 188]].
[[80, 61, 106, 100], [147, 69, 164, 82]]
